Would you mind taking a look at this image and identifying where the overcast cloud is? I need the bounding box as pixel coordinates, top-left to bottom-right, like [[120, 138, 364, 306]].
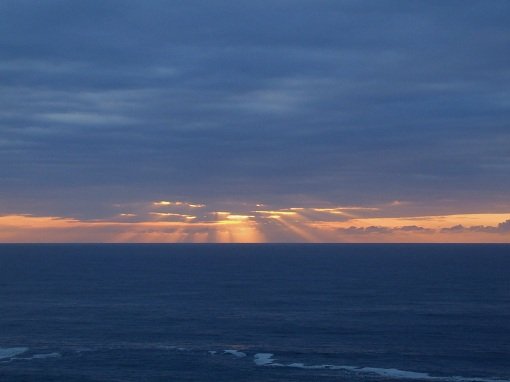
[[1, 0, 509, 219]]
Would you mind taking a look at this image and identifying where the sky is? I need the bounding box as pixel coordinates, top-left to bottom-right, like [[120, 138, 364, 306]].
[[1, 0, 510, 242]]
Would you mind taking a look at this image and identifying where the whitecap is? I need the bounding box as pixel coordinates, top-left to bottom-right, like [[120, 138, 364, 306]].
[[10, 352, 62, 362], [250, 352, 510, 382], [357, 366, 432, 379], [224, 349, 247, 358], [288, 362, 347, 370], [449, 378, 510, 382], [0, 347, 28, 360], [154, 345, 189, 352], [254, 353, 275, 366], [354, 367, 510, 382], [30, 352, 61, 360], [156, 345, 179, 350]]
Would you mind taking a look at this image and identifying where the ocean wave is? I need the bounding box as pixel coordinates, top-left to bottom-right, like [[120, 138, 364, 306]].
[[16, 352, 61, 361], [0, 347, 29, 360], [156, 345, 189, 352], [224, 349, 247, 358], [252, 352, 510, 382], [254, 353, 276, 366], [0, 347, 61, 364], [5, 344, 506, 382]]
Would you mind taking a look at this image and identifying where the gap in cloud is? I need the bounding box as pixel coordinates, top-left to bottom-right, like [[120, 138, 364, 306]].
[[1, 198, 509, 243]]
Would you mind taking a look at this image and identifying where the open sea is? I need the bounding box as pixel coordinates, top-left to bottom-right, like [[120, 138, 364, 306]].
[[0, 244, 509, 382]]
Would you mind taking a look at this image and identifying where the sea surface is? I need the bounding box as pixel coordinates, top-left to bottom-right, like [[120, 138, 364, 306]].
[[0, 244, 509, 382]]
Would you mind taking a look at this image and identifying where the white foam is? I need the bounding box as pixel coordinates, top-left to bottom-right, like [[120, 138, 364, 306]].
[[288, 362, 328, 369], [460, 378, 509, 382], [156, 345, 179, 350], [0, 347, 28, 360], [287, 362, 351, 370], [208, 351, 217, 355], [156, 345, 189, 351], [355, 367, 510, 382], [254, 353, 275, 366], [440, 377, 510, 382], [330, 365, 359, 371], [224, 349, 247, 358], [9, 352, 62, 362], [358, 367, 431, 379], [31, 352, 61, 360], [250, 353, 510, 382], [0, 348, 61, 364]]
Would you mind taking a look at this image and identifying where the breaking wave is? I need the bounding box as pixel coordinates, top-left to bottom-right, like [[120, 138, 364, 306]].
[[0, 347, 60, 363], [251, 352, 510, 382], [0, 347, 28, 360]]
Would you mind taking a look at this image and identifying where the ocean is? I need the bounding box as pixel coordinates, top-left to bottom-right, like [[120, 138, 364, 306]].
[[0, 244, 509, 382]]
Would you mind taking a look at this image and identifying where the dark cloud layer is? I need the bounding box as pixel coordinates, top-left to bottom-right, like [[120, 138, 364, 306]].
[[441, 220, 510, 234], [1, 1, 510, 218], [338, 225, 434, 235]]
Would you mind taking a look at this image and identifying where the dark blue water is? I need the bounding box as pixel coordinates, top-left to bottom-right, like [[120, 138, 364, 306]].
[[0, 244, 509, 381]]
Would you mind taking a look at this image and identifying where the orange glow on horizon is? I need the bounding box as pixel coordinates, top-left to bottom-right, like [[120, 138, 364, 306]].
[[340, 213, 510, 230], [226, 214, 254, 221], [153, 200, 205, 208], [0, 210, 509, 243]]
